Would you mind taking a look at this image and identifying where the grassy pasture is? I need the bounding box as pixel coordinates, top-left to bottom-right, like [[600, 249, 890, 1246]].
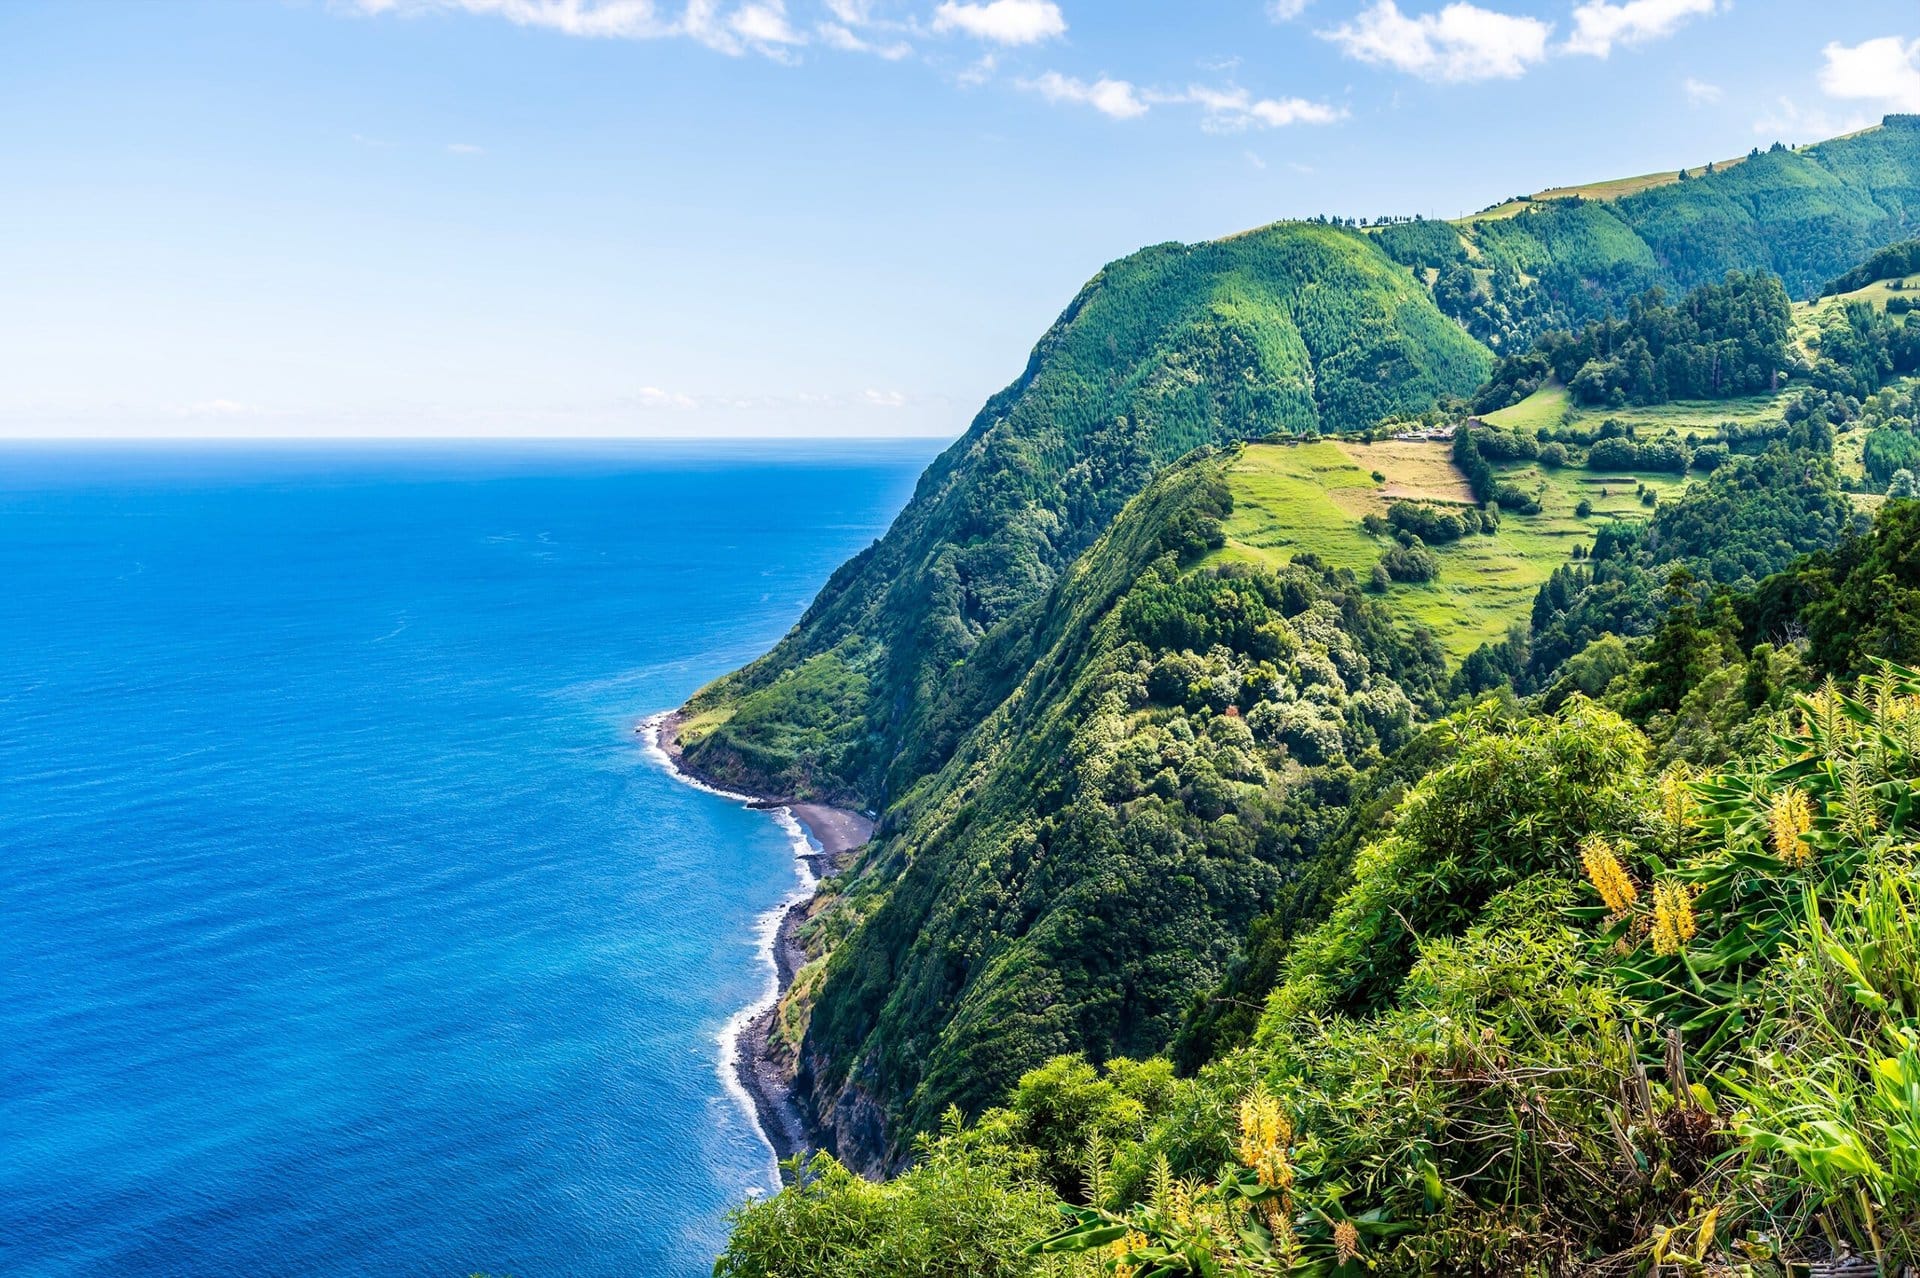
[[1216, 439, 1692, 661], [1336, 439, 1475, 503], [1563, 394, 1790, 439], [675, 705, 735, 745], [1481, 382, 1570, 432], [1457, 155, 1753, 224], [1480, 383, 1790, 443]]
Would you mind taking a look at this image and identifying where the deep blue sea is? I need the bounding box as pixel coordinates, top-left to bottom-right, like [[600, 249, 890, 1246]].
[[0, 440, 936, 1278]]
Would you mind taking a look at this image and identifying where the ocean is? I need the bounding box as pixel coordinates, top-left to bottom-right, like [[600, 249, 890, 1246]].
[[0, 440, 937, 1277]]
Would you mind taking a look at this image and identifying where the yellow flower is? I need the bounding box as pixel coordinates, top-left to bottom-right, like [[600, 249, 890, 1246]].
[[1840, 763, 1881, 843], [1770, 787, 1813, 864], [1660, 765, 1695, 833], [1809, 679, 1848, 750], [1333, 1219, 1361, 1265], [1110, 1230, 1149, 1278], [1169, 1179, 1194, 1230], [1581, 837, 1638, 914], [1650, 879, 1697, 956], [1237, 1086, 1297, 1193]]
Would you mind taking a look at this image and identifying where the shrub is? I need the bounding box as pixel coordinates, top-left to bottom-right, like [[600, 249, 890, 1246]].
[[1588, 437, 1641, 470], [1378, 542, 1440, 583], [717, 1121, 1059, 1278]]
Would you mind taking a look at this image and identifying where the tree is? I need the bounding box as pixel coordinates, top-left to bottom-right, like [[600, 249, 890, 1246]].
[[1623, 569, 1734, 721]]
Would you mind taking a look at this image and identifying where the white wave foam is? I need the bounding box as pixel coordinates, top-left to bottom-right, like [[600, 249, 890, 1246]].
[[638, 711, 818, 1185]]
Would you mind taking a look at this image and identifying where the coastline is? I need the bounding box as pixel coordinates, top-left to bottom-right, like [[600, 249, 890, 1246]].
[[636, 710, 872, 1173]]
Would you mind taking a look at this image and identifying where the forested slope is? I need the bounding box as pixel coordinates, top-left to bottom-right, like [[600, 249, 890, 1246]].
[[689, 116, 1920, 816], [795, 453, 1447, 1162], [1378, 114, 1920, 349], [676, 225, 1490, 806], [679, 117, 1920, 1179], [720, 488, 1920, 1276]]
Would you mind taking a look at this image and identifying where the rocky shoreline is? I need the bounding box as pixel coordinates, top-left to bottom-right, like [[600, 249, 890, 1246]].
[[643, 710, 872, 1169]]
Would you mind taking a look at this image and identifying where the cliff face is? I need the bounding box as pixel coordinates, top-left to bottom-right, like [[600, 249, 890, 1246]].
[[675, 223, 1491, 810], [692, 118, 1920, 1168], [786, 454, 1451, 1163]]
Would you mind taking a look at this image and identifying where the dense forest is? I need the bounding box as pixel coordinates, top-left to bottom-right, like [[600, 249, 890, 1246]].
[[1472, 271, 1793, 412], [718, 442, 1920, 1278], [688, 117, 1920, 1275], [678, 116, 1920, 815], [676, 224, 1490, 806]]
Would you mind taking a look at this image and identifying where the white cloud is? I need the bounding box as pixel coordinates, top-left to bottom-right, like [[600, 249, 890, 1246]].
[[730, 2, 804, 46], [1820, 36, 1920, 113], [634, 386, 701, 410], [347, 0, 812, 58], [1753, 96, 1876, 144], [1267, 0, 1311, 19], [1181, 84, 1344, 130], [818, 22, 912, 57], [1018, 75, 1342, 131], [931, 0, 1065, 45], [955, 52, 998, 85], [863, 388, 908, 407], [1023, 71, 1148, 119], [1682, 76, 1720, 104], [814, 0, 916, 57], [1321, 1, 1551, 83], [1563, 0, 1718, 59], [447, 141, 486, 153], [352, 0, 677, 40], [1244, 150, 1267, 169]]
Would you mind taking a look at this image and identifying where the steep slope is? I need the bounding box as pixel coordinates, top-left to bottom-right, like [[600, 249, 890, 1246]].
[[1377, 114, 1920, 349], [680, 120, 1920, 1170], [676, 224, 1491, 806], [690, 117, 1920, 817], [794, 451, 1448, 1163]]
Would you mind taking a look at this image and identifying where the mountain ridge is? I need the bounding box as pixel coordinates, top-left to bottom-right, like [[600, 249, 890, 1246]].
[[678, 116, 1920, 1173]]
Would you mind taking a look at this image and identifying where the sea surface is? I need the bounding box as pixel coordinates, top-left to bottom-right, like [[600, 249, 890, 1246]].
[[0, 440, 937, 1278]]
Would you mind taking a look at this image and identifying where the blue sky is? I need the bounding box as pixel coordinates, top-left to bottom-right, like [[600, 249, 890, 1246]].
[[3, 0, 1919, 438]]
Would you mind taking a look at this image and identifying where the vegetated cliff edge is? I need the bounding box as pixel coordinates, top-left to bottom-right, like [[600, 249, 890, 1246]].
[[672, 116, 1920, 1173], [675, 222, 1491, 810]]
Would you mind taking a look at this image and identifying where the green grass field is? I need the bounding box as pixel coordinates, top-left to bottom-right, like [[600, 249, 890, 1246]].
[[1566, 393, 1790, 438], [1215, 439, 1694, 661], [1481, 382, 1570, 431], [1480, 383, 1790, 442], [1834, 424, 1868, 486], [1215, 440, 1384, 572]]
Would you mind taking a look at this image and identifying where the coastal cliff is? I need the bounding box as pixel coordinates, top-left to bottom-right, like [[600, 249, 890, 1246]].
[[683, 117, 1920, 1170], [650, 711, 879, 1167]]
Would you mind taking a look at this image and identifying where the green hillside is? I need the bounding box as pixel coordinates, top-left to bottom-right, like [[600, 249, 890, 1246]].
[[1376, 116, 1920, 350], [683, 119, 1920, 1185], [699, 106, 1920, 1278], [794, 451, 1455, 1154], [1216, 439, 1688, 661], [677, 223, 1491, 806], [682, 118, 1920, 817]]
